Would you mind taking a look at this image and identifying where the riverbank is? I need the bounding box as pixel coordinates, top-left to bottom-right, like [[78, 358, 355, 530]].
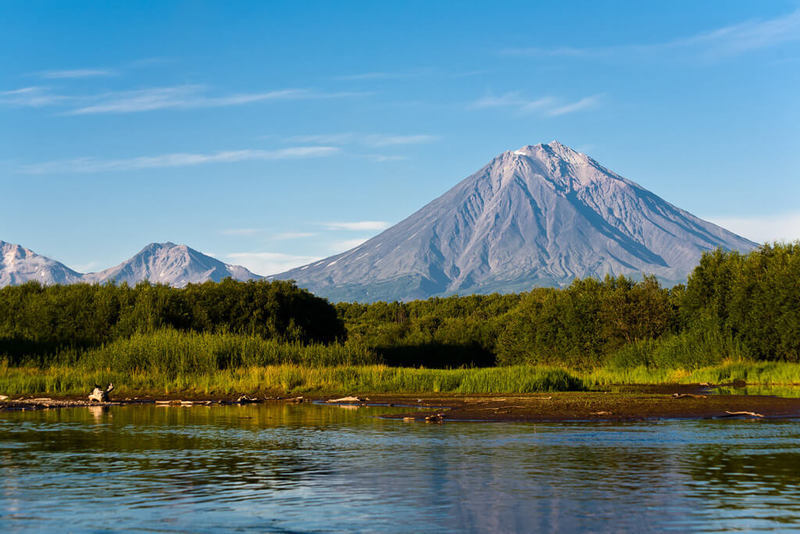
[[3, 361, 800, 398], [4, 386, 800, 422]]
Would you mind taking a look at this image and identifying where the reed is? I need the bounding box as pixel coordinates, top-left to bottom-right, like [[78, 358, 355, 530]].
[[584, 361, 800, 387], [66, 328, 380, 376], [0, 364, 583, 396]]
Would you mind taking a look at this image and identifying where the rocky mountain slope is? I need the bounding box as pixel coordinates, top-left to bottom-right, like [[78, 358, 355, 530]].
[[0, 240, 83, 286], [275, 141, 757, 302]]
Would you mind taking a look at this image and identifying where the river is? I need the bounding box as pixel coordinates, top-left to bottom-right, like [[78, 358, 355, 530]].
[[1, 403, 799, 532]]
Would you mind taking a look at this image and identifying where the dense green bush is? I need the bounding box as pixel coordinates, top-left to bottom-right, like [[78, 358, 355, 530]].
[[683, 242, 800, 362], [0, 279, 345, 362]]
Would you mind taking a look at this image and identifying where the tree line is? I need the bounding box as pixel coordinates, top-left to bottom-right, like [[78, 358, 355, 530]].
[[0, 279, 344, 363], [1, 242, 797, 369], [338, 242, 799, 367]]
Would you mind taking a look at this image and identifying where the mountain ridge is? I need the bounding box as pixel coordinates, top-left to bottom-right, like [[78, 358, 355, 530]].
[[0, 241, 261, 288]]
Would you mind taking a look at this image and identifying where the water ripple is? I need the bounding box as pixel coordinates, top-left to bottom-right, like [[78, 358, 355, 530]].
[[1, 407, 800, 532]]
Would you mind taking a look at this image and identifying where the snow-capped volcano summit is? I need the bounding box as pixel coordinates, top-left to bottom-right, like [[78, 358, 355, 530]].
[[275, 141, 757, 302], [83, 242, 262, 287]]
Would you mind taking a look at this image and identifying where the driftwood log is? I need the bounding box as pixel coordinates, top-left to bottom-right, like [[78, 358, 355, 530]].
[[326, 396, 364, 403], [89, 383, 114, 402], [723, 410, 764, 418], [672, 393, 708, 399]]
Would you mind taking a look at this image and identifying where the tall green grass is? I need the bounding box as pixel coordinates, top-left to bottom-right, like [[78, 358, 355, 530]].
[[4, 327, 800, 398], [0, 364, 583, 396], [584, 361, 800, 387], [4, 360, 800, 397], [67, 328, 380, 376], [607, 328, 745, 370]]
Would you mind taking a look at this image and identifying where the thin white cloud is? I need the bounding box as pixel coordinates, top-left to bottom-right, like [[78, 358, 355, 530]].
[[219, 229, 317, 239], [38, 69, 115, 79], [225, 252, 321, 276], [20, 146, 339, 174], [285, 132, 438, 147], [707, 212, 800, 244], [547, 95, 601, 116], [471, 93, 557, 112], [66, 86, 366, 114], [335, 68, 484, 81], [470, 92, 600, 116], [333, 69, 434, 81], [220, 228, 267, 236], [71, 260, 103, 273], [674, 9, 800, 57], [363, 134, 439, 147], [502, 9, 800, 60], [330, 238, 370, 253], [287, 133, 358, 145], [363, 154, 407, 162], [0, 84, 368, 113], [0, 87, 67, 107], [324, 221, 390, 231], [273, 232, 316, 240]]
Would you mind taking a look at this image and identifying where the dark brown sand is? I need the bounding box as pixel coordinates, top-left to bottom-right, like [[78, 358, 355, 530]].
[[367, 390, 800, 422]]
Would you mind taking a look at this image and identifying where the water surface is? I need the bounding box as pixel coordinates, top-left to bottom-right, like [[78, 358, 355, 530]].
[[2, 404, 799, 532]]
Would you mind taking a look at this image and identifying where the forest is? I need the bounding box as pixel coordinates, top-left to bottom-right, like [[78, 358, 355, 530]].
[[0, 242, 797, 392]]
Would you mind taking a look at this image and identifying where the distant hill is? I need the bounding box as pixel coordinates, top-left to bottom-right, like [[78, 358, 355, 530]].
[[83, 242, 262, 287], [274, 141, 757, 302], [0, 240, 83, 286], [0, 241, 261, 288]]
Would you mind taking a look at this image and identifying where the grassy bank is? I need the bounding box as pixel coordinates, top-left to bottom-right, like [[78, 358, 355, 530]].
[[0, 364, 583, 396], [3, 361, 800, 398], [3, 326, 800, 398], [584, 361, 800, 387]]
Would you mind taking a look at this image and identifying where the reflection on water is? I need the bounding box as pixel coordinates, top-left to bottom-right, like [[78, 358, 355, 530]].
[[2, 404, 800, 532], [716, 385, 800, 398]]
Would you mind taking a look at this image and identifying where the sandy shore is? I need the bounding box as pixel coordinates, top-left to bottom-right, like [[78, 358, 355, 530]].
[[3, 385, 800, 421]]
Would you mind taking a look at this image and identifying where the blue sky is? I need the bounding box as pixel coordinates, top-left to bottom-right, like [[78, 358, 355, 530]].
[[2, 1, 799, 275]]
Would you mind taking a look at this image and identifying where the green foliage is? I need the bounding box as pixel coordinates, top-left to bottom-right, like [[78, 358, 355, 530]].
[[337, 293, 519, 367], [683, 242, 800, 362], [0, 363, 584, 395], [338, 244, 799, 370], [0, 279, 345, 363], [495, 275, 674, 367], [1, 242, 798, 376], [608, 328, 744, 370], [75, 329, 378, 377]]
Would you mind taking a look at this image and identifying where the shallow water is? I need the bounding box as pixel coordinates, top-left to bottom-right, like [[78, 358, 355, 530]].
[[1, 404, 799, 533], [716, 385, 800, 398]]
